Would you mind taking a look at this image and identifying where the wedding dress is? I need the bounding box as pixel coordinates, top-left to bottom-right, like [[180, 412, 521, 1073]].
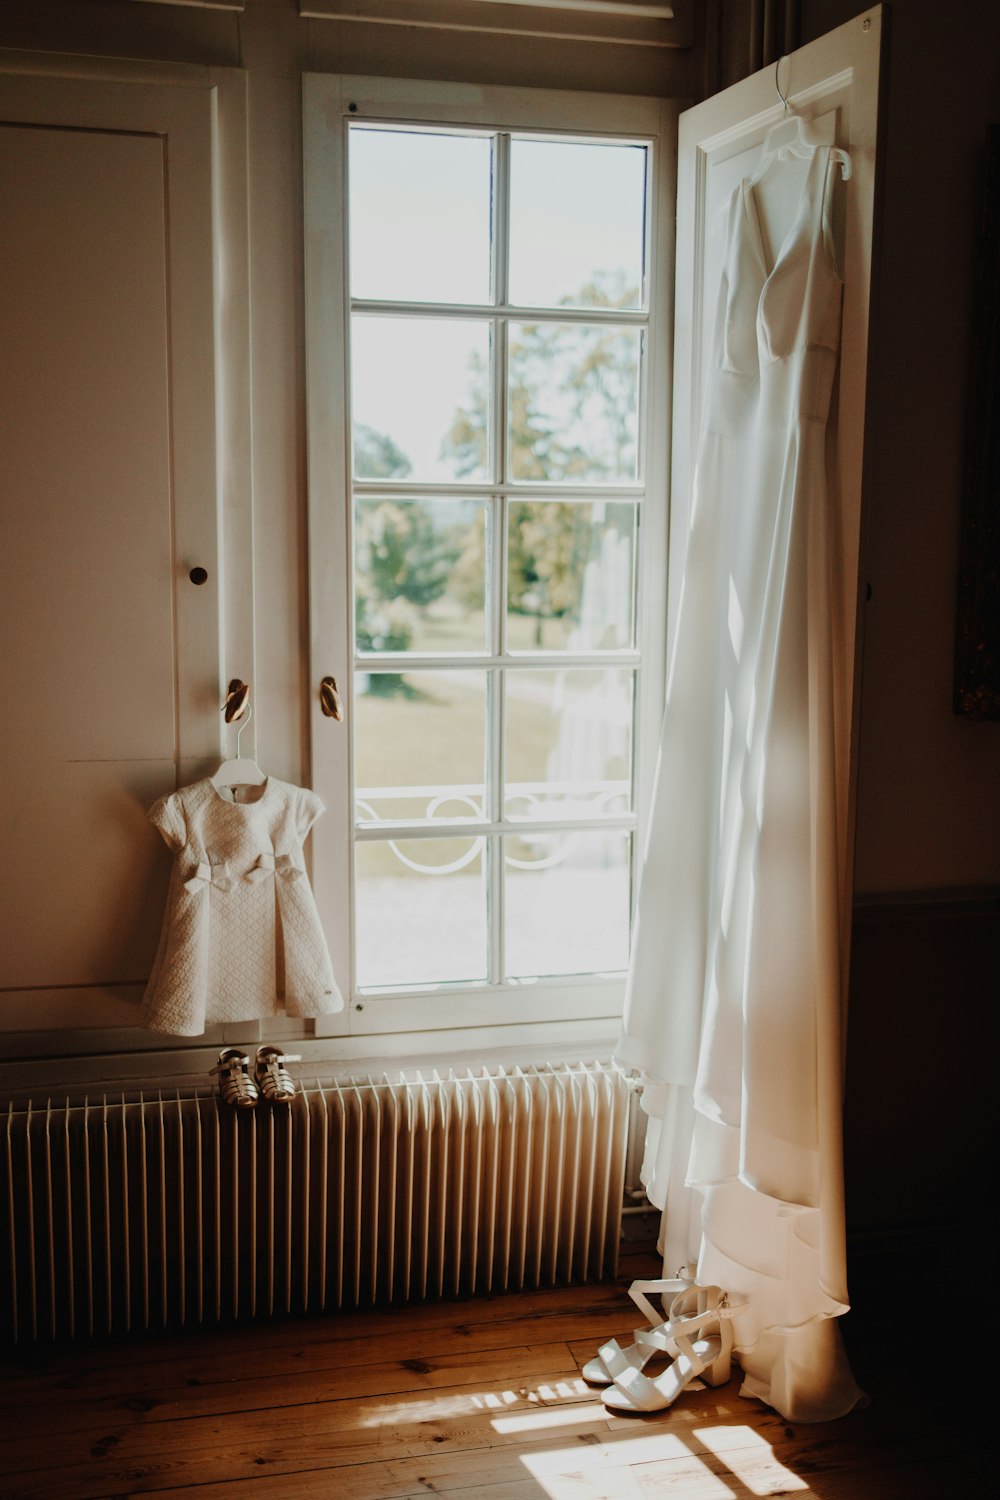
[[617, 144, 864, 1421]]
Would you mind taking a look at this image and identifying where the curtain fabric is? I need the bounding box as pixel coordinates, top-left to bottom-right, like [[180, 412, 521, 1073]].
[[616, 145, 863, 1423]]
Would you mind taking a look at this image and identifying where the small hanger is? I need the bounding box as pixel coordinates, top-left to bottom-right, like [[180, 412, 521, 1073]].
[[756, 58, 852, 182], [212, 680, 266, 792]]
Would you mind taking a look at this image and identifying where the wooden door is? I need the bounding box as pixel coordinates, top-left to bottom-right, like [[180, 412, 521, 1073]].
[[0, 59, 251, 1035], [671, 6, 885, 949]]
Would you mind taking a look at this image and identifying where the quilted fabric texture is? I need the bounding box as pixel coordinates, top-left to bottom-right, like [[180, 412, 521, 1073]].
[[142, 777, 345, 1036]]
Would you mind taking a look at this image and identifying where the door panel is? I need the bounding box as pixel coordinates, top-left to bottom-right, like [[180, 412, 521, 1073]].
[[0, 62, 251, 1027], [671, 6, 884, 935]]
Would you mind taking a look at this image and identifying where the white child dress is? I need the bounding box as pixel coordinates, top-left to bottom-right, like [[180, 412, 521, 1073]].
[[142, 776, 345, 1036]]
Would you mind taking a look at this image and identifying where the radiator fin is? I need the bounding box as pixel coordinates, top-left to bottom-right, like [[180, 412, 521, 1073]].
[[0, 1061, 629, 1344]]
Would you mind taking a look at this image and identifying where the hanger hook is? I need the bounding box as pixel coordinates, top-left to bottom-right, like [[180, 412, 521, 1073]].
[[235, 701, 253, 757], [775, 56, 790, 111]]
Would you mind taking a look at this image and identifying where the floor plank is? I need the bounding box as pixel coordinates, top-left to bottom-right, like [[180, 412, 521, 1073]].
[[0, 1263, 992, 1500]]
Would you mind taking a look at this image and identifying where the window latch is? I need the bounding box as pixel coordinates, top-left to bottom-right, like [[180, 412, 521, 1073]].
[[319, 676, 344, 721]]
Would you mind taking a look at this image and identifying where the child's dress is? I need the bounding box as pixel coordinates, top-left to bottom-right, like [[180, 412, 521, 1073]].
[[142, 777, 344, 1036]]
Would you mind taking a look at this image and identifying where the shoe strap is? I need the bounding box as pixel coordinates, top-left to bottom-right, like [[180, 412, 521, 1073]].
[[258, 1052, 302, 1072], [211, 1056, 249, 1078], [595, 1338, 646, 1381], [628, 1275, 692, 1329], [609, 1359, 680, 1412]]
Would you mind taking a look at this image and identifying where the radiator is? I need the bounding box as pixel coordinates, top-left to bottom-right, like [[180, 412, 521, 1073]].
[[1, 1061, 630, 1344]]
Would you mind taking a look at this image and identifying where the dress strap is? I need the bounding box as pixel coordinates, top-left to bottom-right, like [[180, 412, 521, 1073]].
[[817, 144, 845, 281]]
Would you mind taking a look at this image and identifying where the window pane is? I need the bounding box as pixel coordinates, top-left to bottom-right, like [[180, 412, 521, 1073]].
[[355, 497, 488, 655], [356, 837, 486, 987], [505, 668, 632, 819], [506, 500, 635, 652], [505, 831, 631, 978], [355, 669, 487, 825], [509, 138, 647, 312], [508, 323, 641, 484], [353, 316, 491, 483], [349, 128, 492, 305]]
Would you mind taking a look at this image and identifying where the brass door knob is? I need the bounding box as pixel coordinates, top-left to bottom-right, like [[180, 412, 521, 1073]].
[[320, 676, 343, 721]]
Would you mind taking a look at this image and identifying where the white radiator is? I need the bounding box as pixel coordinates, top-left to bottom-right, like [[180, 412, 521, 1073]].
[[1, 1061, 630, 1344]]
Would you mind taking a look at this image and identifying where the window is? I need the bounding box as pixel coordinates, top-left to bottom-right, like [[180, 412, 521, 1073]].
[[304, 78, 673, 1043]]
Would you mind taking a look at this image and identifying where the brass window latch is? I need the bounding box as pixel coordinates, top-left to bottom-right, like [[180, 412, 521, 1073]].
[[319, 676, 344, 721]]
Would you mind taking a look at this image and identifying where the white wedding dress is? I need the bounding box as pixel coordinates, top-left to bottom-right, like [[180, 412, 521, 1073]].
[[617, 145, 864, 1421]]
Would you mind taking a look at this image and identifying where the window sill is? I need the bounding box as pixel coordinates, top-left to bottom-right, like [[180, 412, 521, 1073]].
[[0, 1013, 622, 1101]]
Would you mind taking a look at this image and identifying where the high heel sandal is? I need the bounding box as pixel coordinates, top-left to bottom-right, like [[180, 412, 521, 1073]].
[[254, 1046, 301, 1103], [210, 1047, 259, 1108], [602, 1292, 737, 1414], [582, 1270, 702, 1386]]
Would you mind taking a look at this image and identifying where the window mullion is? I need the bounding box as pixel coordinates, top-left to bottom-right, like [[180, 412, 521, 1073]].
[[488, 131, 511, 987]]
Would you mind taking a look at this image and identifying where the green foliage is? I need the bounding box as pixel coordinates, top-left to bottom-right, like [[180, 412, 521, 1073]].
[[353, 423, 412, 480], [355, 272, 639, 673], [355, 501, 465, 692], [448, 271, 640, 640]]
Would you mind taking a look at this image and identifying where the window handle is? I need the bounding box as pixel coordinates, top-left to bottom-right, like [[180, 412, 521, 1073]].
[[319, 676, 344, 721]]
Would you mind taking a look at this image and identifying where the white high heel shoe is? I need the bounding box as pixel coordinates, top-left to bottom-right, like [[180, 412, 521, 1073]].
[[582, 1270, 709, 1386], [602, 1293, 737, 1414]]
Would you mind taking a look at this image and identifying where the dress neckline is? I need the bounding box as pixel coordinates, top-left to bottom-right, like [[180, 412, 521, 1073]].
[[740, 147, 824, 288], [206, 776, 272, 809]]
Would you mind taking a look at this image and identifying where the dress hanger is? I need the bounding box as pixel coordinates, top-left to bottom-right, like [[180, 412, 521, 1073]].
[[212, 680, 266, 792], [754, 58, 852, 182]]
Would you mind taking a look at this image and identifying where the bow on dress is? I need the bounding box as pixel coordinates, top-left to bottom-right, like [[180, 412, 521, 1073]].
[[244, 853, 303, 884], [184, 860, 233, 894]]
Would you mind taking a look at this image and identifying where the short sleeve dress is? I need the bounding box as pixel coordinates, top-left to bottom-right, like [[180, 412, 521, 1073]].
[[142, 777, 345, 1036]]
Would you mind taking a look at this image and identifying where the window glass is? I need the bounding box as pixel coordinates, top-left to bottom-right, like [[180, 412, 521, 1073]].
[[507, 323, 642, 484], [508, 138, 647, 311], [350, 128, 492, 305], [504, 831, 631, 978], [354, 669, 487, 825], [344, 116, 651, 1006], [352, 315, 491, 483], [355, 497, 488, 655], [505, 668, 633, 820], [356, 838, 487, 988], [506, 500, 635, 652]]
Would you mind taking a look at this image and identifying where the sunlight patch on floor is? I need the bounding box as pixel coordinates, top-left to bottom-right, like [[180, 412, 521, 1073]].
[[492, 1400, 609, 1433], [529, 1379, 593, 1403], [694, 1424, 811, 1494], [473, 1387, 525, 1410], [520, 1430, 738, 1500], [357, 1377, 593, 1427]]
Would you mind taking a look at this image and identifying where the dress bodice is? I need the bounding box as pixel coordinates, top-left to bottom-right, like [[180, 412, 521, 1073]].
[[708, 146, 844, 437]]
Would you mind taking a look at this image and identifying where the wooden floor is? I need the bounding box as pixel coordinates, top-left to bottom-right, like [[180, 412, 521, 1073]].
[[0, 1255, 990, 1499]]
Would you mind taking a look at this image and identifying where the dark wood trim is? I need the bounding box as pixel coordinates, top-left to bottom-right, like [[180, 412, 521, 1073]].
[[955, 123, 1000, 720]]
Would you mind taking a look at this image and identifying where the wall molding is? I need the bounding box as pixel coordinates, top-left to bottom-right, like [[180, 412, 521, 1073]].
[[852, 884, 999, 912], [126, 1, 245, 11], [299, 0, 693, 48]]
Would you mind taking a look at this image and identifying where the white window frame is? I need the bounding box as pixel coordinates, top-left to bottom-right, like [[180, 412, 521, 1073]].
[[303, 74, 678, 1055]]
